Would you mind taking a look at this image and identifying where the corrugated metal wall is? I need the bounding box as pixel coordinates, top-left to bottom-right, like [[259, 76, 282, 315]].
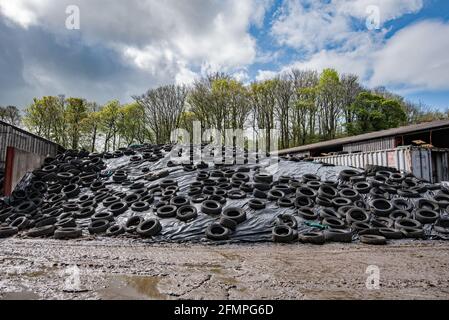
[[314, 146, 449, 183], [343, 137, 396, 153], [0, 122, 59, 168]]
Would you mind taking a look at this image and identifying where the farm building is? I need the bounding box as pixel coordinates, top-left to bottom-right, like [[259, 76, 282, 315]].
[[1, 120, 61, 195], [277, 119, 449, 183]]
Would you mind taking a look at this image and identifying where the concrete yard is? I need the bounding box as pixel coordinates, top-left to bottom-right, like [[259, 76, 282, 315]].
[[1, 238, 449, 300]]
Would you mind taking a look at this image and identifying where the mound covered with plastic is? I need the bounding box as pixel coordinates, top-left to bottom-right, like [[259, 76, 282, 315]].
[[1, 143, 449, 244]]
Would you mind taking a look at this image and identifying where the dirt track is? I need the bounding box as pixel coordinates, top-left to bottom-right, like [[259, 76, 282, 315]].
[[1, 238, 449, 300]]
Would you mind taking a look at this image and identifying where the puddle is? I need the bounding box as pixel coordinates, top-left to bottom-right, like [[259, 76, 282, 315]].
[[217, 252, 241, 261], [98, 275, 166, 300], [210, 267, 224, 274], [1, 290, 40, 300]]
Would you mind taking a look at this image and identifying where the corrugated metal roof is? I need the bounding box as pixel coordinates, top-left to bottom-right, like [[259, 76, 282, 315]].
[[0, 120, 60, 147], [275, 119, 449, 155]]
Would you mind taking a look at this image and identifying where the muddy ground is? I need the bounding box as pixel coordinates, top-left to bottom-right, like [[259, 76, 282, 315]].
[[1, 238, 449, 300]]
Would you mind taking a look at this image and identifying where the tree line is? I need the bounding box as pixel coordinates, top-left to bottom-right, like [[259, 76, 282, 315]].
[[3, 68, 449, 152]]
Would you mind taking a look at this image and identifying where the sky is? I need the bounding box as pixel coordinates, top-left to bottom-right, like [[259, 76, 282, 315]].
[[0, 0, 448, 110]]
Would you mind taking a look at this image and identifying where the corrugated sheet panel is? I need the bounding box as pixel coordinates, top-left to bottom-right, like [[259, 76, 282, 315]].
[[314, 146, 449, 183], [0, 122, 59, 167], [343, 137, 395, 153]]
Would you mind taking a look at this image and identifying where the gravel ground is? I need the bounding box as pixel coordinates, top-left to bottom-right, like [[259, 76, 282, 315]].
[[1, 238, 449, 300]]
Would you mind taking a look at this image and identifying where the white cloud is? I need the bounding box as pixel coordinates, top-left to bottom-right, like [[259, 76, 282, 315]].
[[336, 0, 423, 22], [370, 20, 449, 91], [256, 70, 278, 82], [0, 0, 271, 84], [271, 0, 423, 52], [0, 0, 47, 28]]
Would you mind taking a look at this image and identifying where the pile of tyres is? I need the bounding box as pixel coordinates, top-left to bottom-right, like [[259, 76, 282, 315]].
[[0, 143, 449, 245]]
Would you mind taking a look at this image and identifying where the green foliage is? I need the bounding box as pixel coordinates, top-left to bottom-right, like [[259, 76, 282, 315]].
[[347, 92, 407, 135], [0, 105, 21, 126], [18, 68, 447, 153]]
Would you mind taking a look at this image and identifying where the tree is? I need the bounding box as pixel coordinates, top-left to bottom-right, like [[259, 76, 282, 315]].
[[188, 73, 251, 143], [315, 69, 343, 140], [290, 69, 319, 146], [340, 74, 363, 130], [65, 98, 88, 150], [272, 76, 294, 149], [97, 100, 121, 152], [134, 84, 187, 144], [347, 92, 407, 135], [23, 96, 67, 146], [0, 106, 21, 126], [80, 102, 101, 152], [118, 103, 152, 145], [250, 79, 277, 152]]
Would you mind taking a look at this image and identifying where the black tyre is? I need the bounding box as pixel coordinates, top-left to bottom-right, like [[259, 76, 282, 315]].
[[10, 216, 30, 230], [416, 199, 439, 211], [379, 227, 403, 239], [319, 208, 340, 219], [415, 209, 439, 224], [106, 224, 125, 237], [322, 217, 346, 229], [371, 199, 393, 217], [389, 210, 411, 220], [275, 213, 298, 229], [176, 205, 198, 222], [353, 182, 371, 194], [27, 225, 55, 237], [109, 202, 129, 216], [201, 200, 222, 215], [156, 205, 178, 219], [294, 196, 314, 208], [136, 219, 162, 237], [339, 188, 360, 201], [88, 219, 110, 234], [339, 169, 361, 181], [324, 228, 353, 242], [394, 218, 422, 230], [253, 189, 267, 199], [227, 190, 246, 199], [55, 217, 77, 228], [35, 216, 57, 228], [278, 197, 294, 207], [218, 217, 237, 231], [297, 207, 318, 220], [92, 211, 114, 222], [0, 226, 18, 238], [392, 198, 413, 212], [75, 207, 95, 219], [299, 232, 325, 245], [222, 207, 246, 224], [296, 187, 317, 199], [62, 184, 80, 198], [125, 216, 144, 233], [170, 196, 190, 207], [318, 184, 338, 199], [54, 227, 82, 239], [191, 194, 208, 203], [346, 208, 370, 224], [360, 234, 387, 245], [272, 225, 297, 243], [332, 197, 352, 208], [206, 223, 231, 241], [316, 196, 333, 207], [248, 198, 266, 210]]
